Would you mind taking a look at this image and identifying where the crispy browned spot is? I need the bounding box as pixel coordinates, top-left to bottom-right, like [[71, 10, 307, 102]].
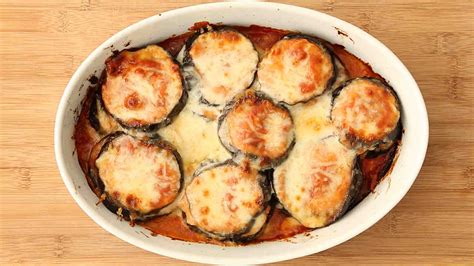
[[124, 92, 143, 110]]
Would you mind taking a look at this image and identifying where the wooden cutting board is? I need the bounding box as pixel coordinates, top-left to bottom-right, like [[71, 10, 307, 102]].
[[1, 0, 473, 264]]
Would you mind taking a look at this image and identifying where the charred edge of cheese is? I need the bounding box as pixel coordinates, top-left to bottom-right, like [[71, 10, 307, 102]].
[[183, 160, 270, 239], [101, 45, 187, 131], [182, 26, 259, 105], [92, 132, 184, 221], [218, 90, 295, 169], [331, 78, 401, 151], [273, 136, 361, 228], [257, 34, 336, 105]]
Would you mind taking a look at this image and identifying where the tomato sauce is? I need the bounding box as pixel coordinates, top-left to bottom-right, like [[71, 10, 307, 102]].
[[74, 22, 401, 245]]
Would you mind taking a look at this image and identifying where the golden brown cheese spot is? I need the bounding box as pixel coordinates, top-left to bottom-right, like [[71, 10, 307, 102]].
[[224, 93, 294, 159], [273, 136, 355, 228], [124, 92, 144, 110], [102, 45, 183, 127], [332, 79, 400, 143], [189, 30, 259, 105], [258, 38, 334, 104], [95, 134, 181, 214], [185, 164, 265, 235]]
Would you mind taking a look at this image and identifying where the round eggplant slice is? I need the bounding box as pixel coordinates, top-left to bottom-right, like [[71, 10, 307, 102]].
[[182, 28, 259, 105], [273, 136, 361, 228], [257, 35, 336, 105], [90, 132, 183, 221], [331, 78, 401, 151], [218, 90, 295, 169], [183, 161, 270, 240], [101, 45, 186, 131]]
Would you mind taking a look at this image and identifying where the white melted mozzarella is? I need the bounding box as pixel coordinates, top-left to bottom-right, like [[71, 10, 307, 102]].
[[95, 135, 181, 214], [289, 92, 335, 141], [102, 45, 183, 127], [273, 61, 354, 228], [158, 95, 231, 180], [273, 136, 356, 228], [185, 164, 265, 235], [288, 57, 349, 141], [222, 93, 294, 160], [331, 78, 400, 145], [189, 30, 259, 105], [257, 38, 334, 104]]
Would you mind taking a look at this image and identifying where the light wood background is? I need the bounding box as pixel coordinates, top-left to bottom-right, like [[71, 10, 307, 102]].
[[1, 0, 473, 264]]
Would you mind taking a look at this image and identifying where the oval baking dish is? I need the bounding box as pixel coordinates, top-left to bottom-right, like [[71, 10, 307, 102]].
[[55, 2, 428, 264]]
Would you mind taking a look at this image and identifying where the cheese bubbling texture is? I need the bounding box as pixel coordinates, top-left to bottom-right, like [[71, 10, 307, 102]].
[[274, 136, 356, 228], [331, 78, 400, 149], [257, 37, 334, 105], [101, 45, 184, 128], [184, 163, 267, 237], [95, 134, 182, 214], [188, 30, 259, 105], [158, 95, 231, 180], [218, 91, 295, 167]]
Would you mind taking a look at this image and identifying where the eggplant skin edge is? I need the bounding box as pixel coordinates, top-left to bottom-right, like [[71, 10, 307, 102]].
[[330, 77, 402, 152], [272, 157, 363, 229], [88, 132, 185, 222], [217, 90, 296, 170], [183, 159, 272, 240]]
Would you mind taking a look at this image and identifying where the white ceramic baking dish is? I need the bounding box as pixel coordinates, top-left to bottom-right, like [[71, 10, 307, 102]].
[[54, 2, 429, 264]]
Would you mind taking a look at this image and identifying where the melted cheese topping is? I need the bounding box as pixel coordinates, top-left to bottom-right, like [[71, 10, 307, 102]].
[[331, 78, 400, 143], [185, 164, 265, 235], [102, 45, 183, 127], [95, 134, 181, 214], [158, 102, 230, 179], [287, 57, 348, 141], [274, 136, 356, 228], [257, 38, 334, 104], [221, 92, 294, 159], [290, 93, 334, 141], [189, 30, 259, 105]]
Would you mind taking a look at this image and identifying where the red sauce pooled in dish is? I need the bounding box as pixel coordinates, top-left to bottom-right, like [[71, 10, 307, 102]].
[[74, 22, 400, 245]]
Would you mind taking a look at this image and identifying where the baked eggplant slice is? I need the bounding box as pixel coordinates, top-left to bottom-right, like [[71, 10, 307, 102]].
[[101, 45, 187, 131], [182, 27, 259, 105], [331, 78, 401, 151], [257, 34, 336, 105], [89, 132, 184, 221], [218, 90, 295, 169], [183, 160, 271, 240], [273, 136, 361, 228]]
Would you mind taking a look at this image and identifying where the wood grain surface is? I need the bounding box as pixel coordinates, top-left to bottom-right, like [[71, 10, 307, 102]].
[[1, 0, 473, 264]]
